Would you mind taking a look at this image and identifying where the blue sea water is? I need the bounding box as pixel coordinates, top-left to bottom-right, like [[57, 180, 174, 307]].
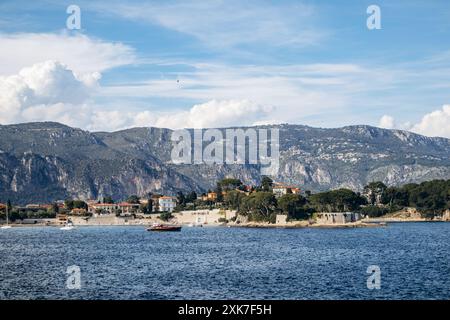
[[0, 222, 449, 300]]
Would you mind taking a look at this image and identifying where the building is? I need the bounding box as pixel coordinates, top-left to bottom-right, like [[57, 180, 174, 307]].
[[272, 183, 301, 198], [56, 213, 68, 222], [88, 203, 118, 215], [88, 202, 139, 215], [71, 208, 88, 215], [316, 212, 361, 224], [158, 196, 176, 212], [116, 202, 140, 214], [0, 203, 5, 211]]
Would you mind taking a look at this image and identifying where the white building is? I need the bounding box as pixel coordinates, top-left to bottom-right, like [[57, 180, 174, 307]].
[[158, 196, 176, 212], [316, 212, 361, 224]]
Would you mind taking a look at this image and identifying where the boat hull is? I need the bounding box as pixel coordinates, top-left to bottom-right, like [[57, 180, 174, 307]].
[[147, 226, 182, 232]]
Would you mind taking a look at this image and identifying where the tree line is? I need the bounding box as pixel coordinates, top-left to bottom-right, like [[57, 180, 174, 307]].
[[1, 178, 448, 222]]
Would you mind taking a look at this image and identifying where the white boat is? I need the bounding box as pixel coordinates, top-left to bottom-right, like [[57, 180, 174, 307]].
[[187, 223, 203, 227], [60, 220, 75, 230], [1, 203, 12, 229]]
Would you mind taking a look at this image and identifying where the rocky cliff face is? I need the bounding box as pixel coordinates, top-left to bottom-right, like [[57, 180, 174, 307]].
[[0, 122, 449, 204]]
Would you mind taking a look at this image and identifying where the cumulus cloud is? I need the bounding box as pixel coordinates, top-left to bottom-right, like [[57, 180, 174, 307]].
[[0, 60, 273, 131], [411, 105, 450, 138], [146, 99, 274, 129], [0, 60, 99, 124], [377, 106, 450, 138], [0, 33, 135, 75], [378, 115, 395, 129]]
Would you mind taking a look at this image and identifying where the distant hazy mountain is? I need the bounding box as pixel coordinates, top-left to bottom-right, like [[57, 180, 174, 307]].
[[0, 122, 449, 204]]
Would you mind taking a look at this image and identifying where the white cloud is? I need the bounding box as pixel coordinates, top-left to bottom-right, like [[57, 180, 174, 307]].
[[99, 62, 385, 126], [378, 115, 395, 129], [411, 105, 450, 138], [91, 0, 324, 49], [0, 32, 135, 75], [376, 106, 450, 138], [135, 99, 274, 129], [0, 60, 273, 131], [0, 60, 98, 124]]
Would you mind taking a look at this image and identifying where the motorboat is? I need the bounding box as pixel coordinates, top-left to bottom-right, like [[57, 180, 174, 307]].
[[60, 220, 75, 231], [147, 223, 182, 232]]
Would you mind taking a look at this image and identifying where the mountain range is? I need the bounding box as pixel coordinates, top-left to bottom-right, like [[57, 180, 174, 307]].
[[0, 122, 449, 204]]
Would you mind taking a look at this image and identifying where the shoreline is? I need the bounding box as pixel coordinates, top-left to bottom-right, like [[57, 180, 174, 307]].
[[1, 215, 447, 229]]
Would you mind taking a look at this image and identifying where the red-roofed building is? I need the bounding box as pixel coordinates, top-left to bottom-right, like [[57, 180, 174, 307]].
[[272, 183, 301, 198]]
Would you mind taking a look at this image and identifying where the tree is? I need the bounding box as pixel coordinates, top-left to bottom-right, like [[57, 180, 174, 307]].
[[215, 183, 224, 203], [186, 191, 197, 203], [73, 200, 87, 210], [51, 203, 59, 214], [239, 192, 277, 222], [127, 195, 140, 204], [364, 181, 387, 205], [7, 199, 12, 212], [64, 199, 74, 211], [261, 176, 273, 192], [103, 196, 114, 204], [277, 194, 309, 220], [309, 189, 366, 212], [359, 205, 388, 218], [176, 191, 186, 206], [224, 190, 246, 210], [218, 178, 243, 190], [139, 199, 153, 214], [159, 211, 173, 221]]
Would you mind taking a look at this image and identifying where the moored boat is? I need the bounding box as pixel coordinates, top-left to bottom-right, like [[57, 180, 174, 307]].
[[147, 223, 182, 232], [60, 219, 75, 230]]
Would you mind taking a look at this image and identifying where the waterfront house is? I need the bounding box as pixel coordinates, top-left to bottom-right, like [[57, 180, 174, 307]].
[[206, 192, 217, 201], [158, 196, 176, 212], [88, 202, 139, 215], [117, 202, 140, 214], [56, 213, 68, 222], [316, 212, 361, 224], [71, 208, 88, 216], [272, 183, 301, 198], [88, 203, 118, 215], [0, 203, 5, 211]]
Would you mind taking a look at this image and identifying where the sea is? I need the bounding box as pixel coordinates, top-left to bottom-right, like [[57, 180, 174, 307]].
[[1, 222, 449, 300]]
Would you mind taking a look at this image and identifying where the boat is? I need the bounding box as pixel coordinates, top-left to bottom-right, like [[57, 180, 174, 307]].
[[147, 223, 182, 232], [60, 219, 75, 231], [187, 223, 203, 227], [1, 203, 12, 229]]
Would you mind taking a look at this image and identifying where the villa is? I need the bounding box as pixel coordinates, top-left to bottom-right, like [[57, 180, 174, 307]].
[[158, 196, 176, 212], [272, 183, 301, 198], [88, 202, 140, 215]]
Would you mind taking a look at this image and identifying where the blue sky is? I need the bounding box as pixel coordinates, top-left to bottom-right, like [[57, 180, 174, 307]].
[[0, 0, 449, 137]]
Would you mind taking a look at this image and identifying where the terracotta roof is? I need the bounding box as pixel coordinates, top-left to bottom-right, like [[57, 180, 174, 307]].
[[90, 203, 116, 207], [273, 184, 299, 189], [117, 202, 139, 206]]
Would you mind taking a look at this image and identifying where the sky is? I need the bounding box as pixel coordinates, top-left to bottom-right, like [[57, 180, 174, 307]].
[[0, 0, 449, 138]]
